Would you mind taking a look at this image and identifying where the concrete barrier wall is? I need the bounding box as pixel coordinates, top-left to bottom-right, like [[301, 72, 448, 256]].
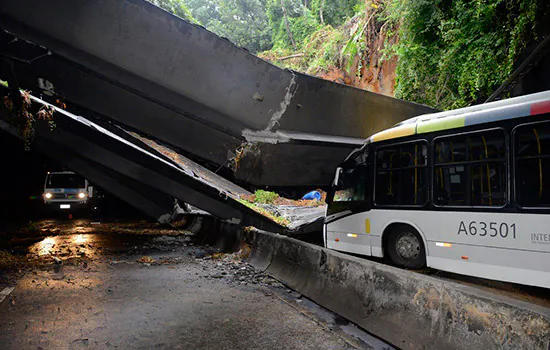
[[246, 229, 550, 350]]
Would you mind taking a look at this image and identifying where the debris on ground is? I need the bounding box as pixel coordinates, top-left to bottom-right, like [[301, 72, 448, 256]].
[[194, 249, 206, 259], [0, 250, 19, 270], [199, 250, 285, 289], [104, 221, 196, 236], [237, 199, 291, 226], [152, 235, 192, 244], [127, 132, 326, 229], [237, 189, 327, 229], [241, 189, 326, 207], [1, 219, 285, 295], [137, 256, 156, 264]]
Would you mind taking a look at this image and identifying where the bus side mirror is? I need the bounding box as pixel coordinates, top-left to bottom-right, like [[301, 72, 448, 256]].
[[332, 167, 342, 187]]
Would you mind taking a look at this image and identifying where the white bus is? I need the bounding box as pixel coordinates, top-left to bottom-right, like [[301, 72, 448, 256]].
[[324, 91, 550, 288]]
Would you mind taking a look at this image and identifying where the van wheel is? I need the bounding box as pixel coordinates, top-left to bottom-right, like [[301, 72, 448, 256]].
[[387, 225, 426, 269]]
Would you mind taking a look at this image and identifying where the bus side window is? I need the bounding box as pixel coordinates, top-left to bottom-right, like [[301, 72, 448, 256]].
[[434, 138, 468, 205], [434, 129, 506, 207], [375, 142, 427, 206], [515, 121, 550, 207], [469, 132, 506, 206]]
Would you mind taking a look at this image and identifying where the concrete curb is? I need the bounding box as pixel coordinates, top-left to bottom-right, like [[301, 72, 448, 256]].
[[246, 229, 550, 350]]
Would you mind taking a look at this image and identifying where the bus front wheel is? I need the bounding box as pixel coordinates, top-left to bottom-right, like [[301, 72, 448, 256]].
[[387, 225, 426, 269]]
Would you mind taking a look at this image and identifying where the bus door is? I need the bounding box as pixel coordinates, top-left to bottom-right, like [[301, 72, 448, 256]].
[[325, 151, 372, 255]]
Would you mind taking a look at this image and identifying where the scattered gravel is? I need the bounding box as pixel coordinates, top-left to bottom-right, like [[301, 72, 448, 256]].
[[198, 251, 285, 288]]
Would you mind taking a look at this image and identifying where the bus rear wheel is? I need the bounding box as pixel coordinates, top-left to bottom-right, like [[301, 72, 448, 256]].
[[387, 225, 426, 269]]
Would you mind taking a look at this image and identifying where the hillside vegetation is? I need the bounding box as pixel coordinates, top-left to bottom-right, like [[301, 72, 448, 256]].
[[152, 0, 550, 110]]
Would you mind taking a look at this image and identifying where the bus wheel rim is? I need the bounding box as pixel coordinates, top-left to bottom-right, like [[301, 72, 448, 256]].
[[396, 232, 420, 261]]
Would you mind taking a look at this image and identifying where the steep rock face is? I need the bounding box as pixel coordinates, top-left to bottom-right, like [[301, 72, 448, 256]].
[[315, 56, 396, 97], [263, 0, 398, 97], [357, 20, 397, 96], [318, 17, 397, 97]]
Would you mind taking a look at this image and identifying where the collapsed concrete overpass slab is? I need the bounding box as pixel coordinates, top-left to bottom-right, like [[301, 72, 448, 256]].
[[0, 89, 324, 232], [0, 0, 437, 189]]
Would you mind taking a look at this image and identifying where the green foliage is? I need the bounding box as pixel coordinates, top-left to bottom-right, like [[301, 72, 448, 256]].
[[290, 8, 321, 45], [181, 0, 219, 24], [156, 0, 358, 54], [305, 26, 346, 72], [253, 189, 279, 204], [152, 0, 549, 111], [216, 0, 272, 52], [383, 0, 547, 109], [267, 0, 359, 50], [183, 0, 272, 53], [340, 16, 367, 73], [150, 0, 272, 53], [267, 0, 305, 49], [148, 0, 199, 23], [237, 198, 290, 226], [259, 24, 348, 75], [310, 0, 361, 26]]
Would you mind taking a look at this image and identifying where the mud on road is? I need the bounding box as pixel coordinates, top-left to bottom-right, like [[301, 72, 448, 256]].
[[0, 219, 391, 350]]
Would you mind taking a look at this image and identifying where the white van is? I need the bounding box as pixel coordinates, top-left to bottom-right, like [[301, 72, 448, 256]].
[[43, 171, 93, 211]]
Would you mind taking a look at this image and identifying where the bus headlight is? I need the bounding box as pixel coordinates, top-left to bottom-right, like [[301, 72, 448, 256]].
[[78, 192, 86, 199], [44, 193, 52, 199]]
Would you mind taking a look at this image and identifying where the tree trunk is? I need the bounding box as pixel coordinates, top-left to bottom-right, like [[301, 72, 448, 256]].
[[319, 0, 325, 24], [277, 53, 304, 61], [280, 0, 296, 50]]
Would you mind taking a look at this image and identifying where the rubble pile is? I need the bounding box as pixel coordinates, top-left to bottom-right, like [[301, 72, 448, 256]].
[[198, 251, 285, 288]]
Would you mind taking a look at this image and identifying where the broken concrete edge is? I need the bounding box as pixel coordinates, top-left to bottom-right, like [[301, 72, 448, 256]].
[[241, 129, 365, 145], [244, 228, 550, 350]]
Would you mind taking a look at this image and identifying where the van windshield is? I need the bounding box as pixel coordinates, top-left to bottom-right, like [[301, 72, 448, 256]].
[[46, 174, 86, 189]]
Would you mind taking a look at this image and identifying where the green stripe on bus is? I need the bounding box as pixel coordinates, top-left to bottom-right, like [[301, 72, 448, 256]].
[[416, 116, 465, 134]]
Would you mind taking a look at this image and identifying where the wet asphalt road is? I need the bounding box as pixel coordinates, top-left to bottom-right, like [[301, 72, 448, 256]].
[[0, 220, 392, 350]]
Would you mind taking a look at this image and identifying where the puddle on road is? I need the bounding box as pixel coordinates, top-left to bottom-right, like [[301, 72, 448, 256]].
[[35, 237, 56, 256], [29, 234, 134, 262], [28, 234, 103, 263], [25, 231, 194, 265], [0, 219, 195, 291]]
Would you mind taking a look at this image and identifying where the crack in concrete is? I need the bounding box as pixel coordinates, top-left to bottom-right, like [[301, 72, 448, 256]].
[[265, 73, 298, 132], [240, 73, 298, 144], [230, 73, 298, 173]]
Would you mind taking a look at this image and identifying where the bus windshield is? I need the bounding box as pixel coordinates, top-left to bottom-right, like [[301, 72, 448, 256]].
[[46, 173, 86, 189], [333, 152, 367, 202]]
